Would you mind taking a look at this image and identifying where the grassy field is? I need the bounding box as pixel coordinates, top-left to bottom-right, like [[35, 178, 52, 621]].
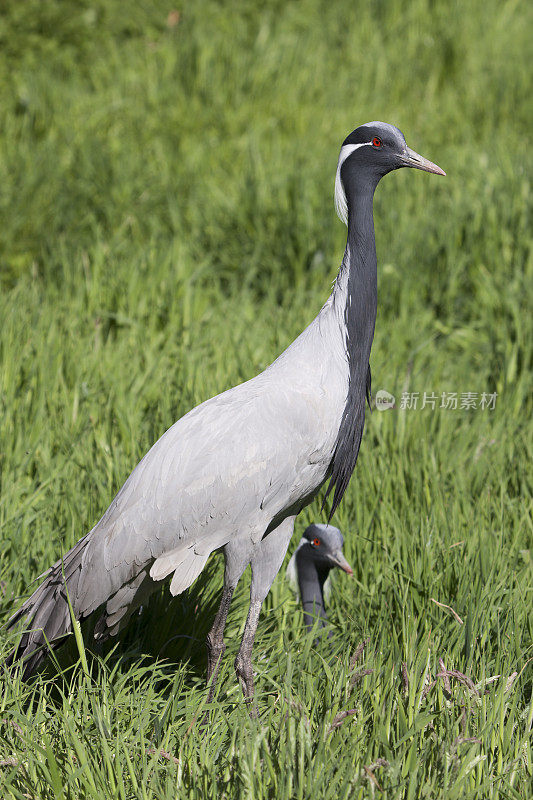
[[0, 0, 531, 797]]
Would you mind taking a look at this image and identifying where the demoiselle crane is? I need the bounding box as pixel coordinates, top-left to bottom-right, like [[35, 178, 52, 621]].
[[286, 523, 352, 632], [7, 123, 444, 707]]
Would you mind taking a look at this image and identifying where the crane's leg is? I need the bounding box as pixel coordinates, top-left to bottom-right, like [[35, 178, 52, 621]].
[[205, 546, 251, 703], [205, 585, 234, 702], [235, 515, 296, 715]]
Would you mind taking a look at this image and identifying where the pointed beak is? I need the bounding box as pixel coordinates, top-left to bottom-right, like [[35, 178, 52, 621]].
[[328, 550, 353, 575], [401, 147, 446, 176]]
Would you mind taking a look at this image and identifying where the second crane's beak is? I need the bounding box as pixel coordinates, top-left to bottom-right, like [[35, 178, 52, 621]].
[[329, 550, 353, 575], [401, 147, 446, 176]]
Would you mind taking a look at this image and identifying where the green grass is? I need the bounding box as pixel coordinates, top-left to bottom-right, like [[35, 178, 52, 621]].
[[0, 0, 531, 797]]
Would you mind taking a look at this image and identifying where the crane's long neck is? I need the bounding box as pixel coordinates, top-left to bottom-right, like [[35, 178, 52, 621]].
[[325, 187, 378, 517], [296, 550, 329, 631], [343, 189, 378, 360]]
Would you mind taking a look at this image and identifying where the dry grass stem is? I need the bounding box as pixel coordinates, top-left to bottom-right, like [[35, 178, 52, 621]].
[[430, 599, 464, 625]]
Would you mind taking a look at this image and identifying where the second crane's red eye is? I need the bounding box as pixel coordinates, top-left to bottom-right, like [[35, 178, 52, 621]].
[[372, 137, 383, 148], [312, 538, 321, 547]]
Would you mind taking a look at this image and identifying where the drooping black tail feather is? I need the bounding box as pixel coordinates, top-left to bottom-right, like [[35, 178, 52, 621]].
[[4, 536, 90, 678]]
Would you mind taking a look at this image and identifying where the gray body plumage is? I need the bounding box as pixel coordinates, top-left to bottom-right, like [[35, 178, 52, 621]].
[[8, 270, 351, 674], [7, 122, 444, 700]]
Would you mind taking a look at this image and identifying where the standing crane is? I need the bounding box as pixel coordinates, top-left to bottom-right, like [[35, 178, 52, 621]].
[[6, 123, 444, 708]]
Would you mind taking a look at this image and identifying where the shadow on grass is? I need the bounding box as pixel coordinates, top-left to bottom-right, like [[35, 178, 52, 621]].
[[14, 554, 228, 691]]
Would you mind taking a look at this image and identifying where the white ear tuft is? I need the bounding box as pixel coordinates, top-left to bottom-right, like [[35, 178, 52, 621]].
[[285, 537, 306, 594], [334, 142, 373, 225], [334, 164, 348, 225]]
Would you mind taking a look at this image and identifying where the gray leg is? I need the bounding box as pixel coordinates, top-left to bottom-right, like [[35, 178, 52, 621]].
[[234, 515, 296, 713], [205, 545, 251, 704], [206, 584, 234, 702]]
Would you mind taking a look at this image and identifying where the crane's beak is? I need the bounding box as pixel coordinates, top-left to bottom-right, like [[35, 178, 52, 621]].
[[401, 147, 446, 176], [329, 550, 353, 575]]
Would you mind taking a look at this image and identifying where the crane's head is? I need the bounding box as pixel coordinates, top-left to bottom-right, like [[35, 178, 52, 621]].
[[301, 523, 353, 575], [335, 121, 445, 225]]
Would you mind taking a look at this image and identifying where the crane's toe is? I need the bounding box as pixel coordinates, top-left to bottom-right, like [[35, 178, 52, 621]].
[[234, 652, 258, 717]]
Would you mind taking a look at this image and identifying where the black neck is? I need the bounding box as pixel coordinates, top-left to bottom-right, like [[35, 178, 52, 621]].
[[325, 184, 378, 518], [345, 188, 378, 360], [296, 549, 329, 631]]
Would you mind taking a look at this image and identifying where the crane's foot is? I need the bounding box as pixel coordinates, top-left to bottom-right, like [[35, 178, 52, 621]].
[[234, 598, 262, 718], [206, 635, 226, 704], [235, 651, 258, 717], [199, 627, 228, 728]]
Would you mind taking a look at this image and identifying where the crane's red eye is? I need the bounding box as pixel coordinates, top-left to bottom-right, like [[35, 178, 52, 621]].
[[312, 538, 321, 547], [372, 137, 383, 148]]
